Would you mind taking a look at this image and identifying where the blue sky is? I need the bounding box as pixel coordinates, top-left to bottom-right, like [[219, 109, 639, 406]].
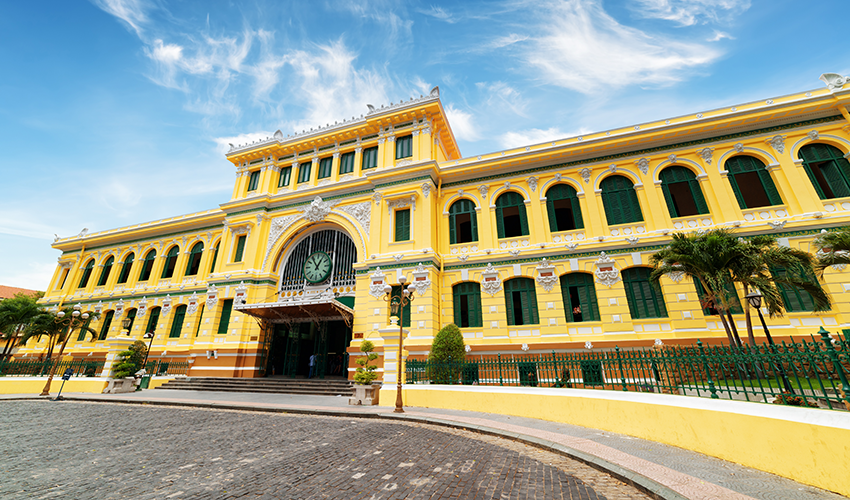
[[1, 0, 849, 290]]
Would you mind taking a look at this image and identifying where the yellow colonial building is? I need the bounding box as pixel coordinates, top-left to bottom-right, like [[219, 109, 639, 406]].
[[27, 73, 850, 380]]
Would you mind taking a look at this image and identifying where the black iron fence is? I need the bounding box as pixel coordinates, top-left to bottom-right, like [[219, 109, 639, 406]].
[[406, 328, 850, 411], [0, 358, 105, 377]]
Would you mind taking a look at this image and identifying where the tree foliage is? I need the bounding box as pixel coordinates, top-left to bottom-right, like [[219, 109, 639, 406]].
[[353, 340, 379, 385], [814, 227, 850, 275], [430, 323, 465, 362], [0, 293, 43, 358], [113, 340, 147, 378]]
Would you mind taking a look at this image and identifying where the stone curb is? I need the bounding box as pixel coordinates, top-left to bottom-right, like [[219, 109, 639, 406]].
[[4, 395, 684, 500]]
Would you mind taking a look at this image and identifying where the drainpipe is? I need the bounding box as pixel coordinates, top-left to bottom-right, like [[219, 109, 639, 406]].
[[437, 178, 443, 330]]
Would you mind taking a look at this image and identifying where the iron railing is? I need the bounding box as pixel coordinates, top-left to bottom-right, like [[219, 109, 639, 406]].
[[406, 328, 850, 411], [0, 359, 105, 377], [143, 360, 190, 376]]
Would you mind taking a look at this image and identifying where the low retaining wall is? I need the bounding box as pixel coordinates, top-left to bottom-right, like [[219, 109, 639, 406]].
[[383, 385, 850, 496], [0, 376, 178, 395]]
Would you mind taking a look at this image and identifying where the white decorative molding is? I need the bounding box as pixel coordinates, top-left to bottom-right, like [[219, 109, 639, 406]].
[[807, 130, 819, 141], [137, 296, 148, 319], [298, 196, 337, 223], [765, 135, 786, 154], [626, 236, 640, 245], [527, 176, 538, 192], [585, 341, 593, 350], [115, 299, 124, 316], [594, 252, 621, 287], [667, 271, 685, 282], [187, 292, 199, 315], [421, 182, 432, 198], [820, 73, 849, 91], [767, 220, 787, 230], [410, 263, 431, 295], [478, 184, 489, 201], [697, 147, 714, 165], [369, 267, 387, 299], [206, 285, 218, 308], [635, 158, 649, 175], [668, 154, 677, 163], [93, 301, 103, 314], [579, 168, 591, 183], [372, 192, 383, 205], [387, 195, 416, 214], [234, 281, 248, 305], [337, 201, 371, 234], [161, 295, 173, 317], [535, 258, 558, 292], [508, 249, 520, 257], [262, 214, 301, 270], [734, 143, 744, 153], [608, 164, 617, 173], [393, 254, 403, 262], [458, 255, 469, 261], [521, 343, 529, 351], [481, 263, 503, 296], [566, 242, 578, 251]]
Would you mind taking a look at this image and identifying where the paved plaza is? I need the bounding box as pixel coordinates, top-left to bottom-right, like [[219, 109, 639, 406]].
[[0, 401, 650, 499]]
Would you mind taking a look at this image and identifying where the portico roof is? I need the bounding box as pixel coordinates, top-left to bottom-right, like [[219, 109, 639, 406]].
[[234, 295, 354, 325]]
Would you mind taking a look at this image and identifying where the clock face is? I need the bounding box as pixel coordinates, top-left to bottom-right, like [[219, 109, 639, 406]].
[[303, 251, 333, 284]]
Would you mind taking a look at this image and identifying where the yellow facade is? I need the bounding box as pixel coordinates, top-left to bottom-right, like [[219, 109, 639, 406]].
[[28, 77, 850, 378]]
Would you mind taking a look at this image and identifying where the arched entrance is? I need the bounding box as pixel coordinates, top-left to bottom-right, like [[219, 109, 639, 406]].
[[247, 227, 357, 379]]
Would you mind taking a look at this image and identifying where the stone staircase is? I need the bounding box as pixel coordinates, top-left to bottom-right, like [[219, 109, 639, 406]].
[[155, 377, 354, 396]]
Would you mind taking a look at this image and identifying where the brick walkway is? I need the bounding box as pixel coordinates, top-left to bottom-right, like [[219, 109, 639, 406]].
[[1, 391, 845, 499]]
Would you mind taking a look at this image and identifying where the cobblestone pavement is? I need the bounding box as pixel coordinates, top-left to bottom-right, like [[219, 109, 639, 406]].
[[0, 401, 652, 500]]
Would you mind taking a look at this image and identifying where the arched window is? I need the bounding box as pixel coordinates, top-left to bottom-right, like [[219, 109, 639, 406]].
[[98, 310, 114, 340], [117, 253, 134, 284], [799, 143, 850, 199], [725, 155, 783, 209], [559, 273, 599, 322], [503, 278, 539, 325], [161, 246, 179, 279], [600, 175, 643, 226], [145, 306, 161, 335], [771, 265, 825, 312], [659, 166, 709, 218], [185, 242, 204, 276], [546, 184, 584, 232], [210, 242, 220, 273], [125, 308, 137, 332], [622, 268, 667, 319], [78, 259, 95, 288], [169, 305, 187, 338], [139, 250, 156, 281], [495, 192, 529, 238], [449, 199, 478, 244], [453, 282, 482, 328], [97, 256, 114, 287]]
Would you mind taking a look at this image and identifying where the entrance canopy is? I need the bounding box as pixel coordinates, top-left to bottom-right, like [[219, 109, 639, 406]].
[[234, 294, 354, 325]]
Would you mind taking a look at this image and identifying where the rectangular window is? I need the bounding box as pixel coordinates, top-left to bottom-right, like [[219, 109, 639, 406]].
[[194, 304, 205, 337], [297, 162, 312, 183], [278, 166, 292, 188], [217, 299, 233, 334], [395, 135, 412, 159], [58, 268, 69, 290], [233, 235, 246, 262], [145, 307, 161, 335], [453, 283, 483, 328], [98, 310, 114, 341], [318, 157, 333, 179], [389, 286, 411, 327], [394, 209, 411, 241], [361, 146, 378, 170], [247, 170, 260, 191], [169, 306, 186, 338], [339, 151, 355, 174]]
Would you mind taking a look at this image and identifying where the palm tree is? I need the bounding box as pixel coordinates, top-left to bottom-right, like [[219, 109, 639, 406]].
[[20, 307, 99, 360], [0, 293, 43, 359], [813, 226, 850, 275], [651, 229, 830, 347]]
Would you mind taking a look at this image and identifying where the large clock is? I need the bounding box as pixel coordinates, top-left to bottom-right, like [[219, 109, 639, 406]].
[[303, 251, 333, 284]]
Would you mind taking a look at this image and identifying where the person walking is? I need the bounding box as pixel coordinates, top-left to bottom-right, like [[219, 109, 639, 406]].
[[308, 353, 317, 378]]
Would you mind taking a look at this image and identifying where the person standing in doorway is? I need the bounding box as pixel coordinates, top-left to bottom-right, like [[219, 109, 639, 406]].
[[308, 353, 317, 378]]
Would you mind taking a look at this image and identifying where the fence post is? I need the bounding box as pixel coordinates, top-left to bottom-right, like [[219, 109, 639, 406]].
[[615, 346, 627, 391], [819, 327, 850, 410], [697, 340, 719, 399], [498, 353, 503, 386]]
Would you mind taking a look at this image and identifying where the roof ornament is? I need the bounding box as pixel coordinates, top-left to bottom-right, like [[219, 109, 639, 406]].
[[430, 86, 440, 97], [273, 130, 283, 140], [820, 73, 849, 91]]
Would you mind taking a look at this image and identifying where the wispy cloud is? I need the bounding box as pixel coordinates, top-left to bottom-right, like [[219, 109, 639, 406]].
[[91, 0, 149, 36], [630, 0, 751, 26], [498, 127, 591, 149], [488, 33, 529, 49], [521, 0, 720, 94], [417, 5, 458, 23], [213, 131, 273, 155], [445, 104, 480, 142], [707, 30, 734, 42]]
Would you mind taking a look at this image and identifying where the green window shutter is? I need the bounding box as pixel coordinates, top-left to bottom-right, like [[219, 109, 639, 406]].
[[690, 178, 710, 214], [821, 161, 850, 197], [234, 236, 246, 262], [571, 196, 584, 229], [217, 299, 233, 334], [546, 195, 559, 232], [146, 307, 161, 335], [194, 304, 205, 337], [726, 171, 748, 208], [449, 198, 479, 244], [801, 163, 826, 199], [504, 279, 538, 325], [318, 157, 333, 179], [247, 170, 260, 191], [297, 162, 311, 183], [453, 286, 462, 326], [495, 204, 506, 238], [209, 243, 219, 273], [278, 166, 292, 188], [139, 251, 156, 281], [601, 176, 642, 225], [660, 182, 678, 218], [560, 275, 574, 322], [169, 305, 186, 338], [623, 268, 667, 319], [161, 246, 179, 279], [117, 254, 133, 284], [394, 209, 410, 241], [395, 135, 412, 159], [625, 188, 644, 223], [545, 184, 584, 231], [339, 152, 355, 174], [468, 284, 482, 328], [185, 242, 204, 276], [504, 283, 516, 326], [362, 146, 378, 169], [756, 168, 783, 205], [469, 209, 479, 242], [518, 200, 529, 235], [561, 273, 600, 322], [771, 266, 821, 312], [97, 257, 114, 286], [448, 212, 457, 244], [78, 260, 94, 288], [98, 310, 114, 340], [495, 191, 528, 237]]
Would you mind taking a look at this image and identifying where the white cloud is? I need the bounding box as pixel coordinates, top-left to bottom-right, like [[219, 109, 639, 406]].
[[488, 33, 529, 49], [445, 105, 480, 142], [707, 30, 734, 42], [91, 0, 149, 36], [476, 81, 526, 117], [523, 0, 720, 93], [630, 0, 751, 26], [417, 5, 457, 23], [213, 131, 274, 155], [498, 127, 591, 149]]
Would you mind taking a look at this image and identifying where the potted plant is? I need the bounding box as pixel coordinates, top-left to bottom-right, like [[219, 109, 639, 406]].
[[349, 340, 381, 405], [105, 341, 147, 394]]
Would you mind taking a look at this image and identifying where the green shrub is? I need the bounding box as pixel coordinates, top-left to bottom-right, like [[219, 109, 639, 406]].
[[112, 340, 147, 379], [430, 323, 465, 362], [353, 340, 379, 385]]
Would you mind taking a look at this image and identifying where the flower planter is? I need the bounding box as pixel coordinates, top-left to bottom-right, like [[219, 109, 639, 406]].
[[349, 381, 382, 405], [103, 377, 136, 394]]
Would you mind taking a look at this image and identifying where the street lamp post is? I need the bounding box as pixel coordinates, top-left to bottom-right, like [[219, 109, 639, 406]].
[[382, 275, 415, 414], [40, 304, 90, 397], [745, 291, 794, 393], [142, 330, 156, 373]]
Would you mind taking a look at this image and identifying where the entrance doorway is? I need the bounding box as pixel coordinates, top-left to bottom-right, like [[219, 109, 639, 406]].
[[266, 320, 351, 379]]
